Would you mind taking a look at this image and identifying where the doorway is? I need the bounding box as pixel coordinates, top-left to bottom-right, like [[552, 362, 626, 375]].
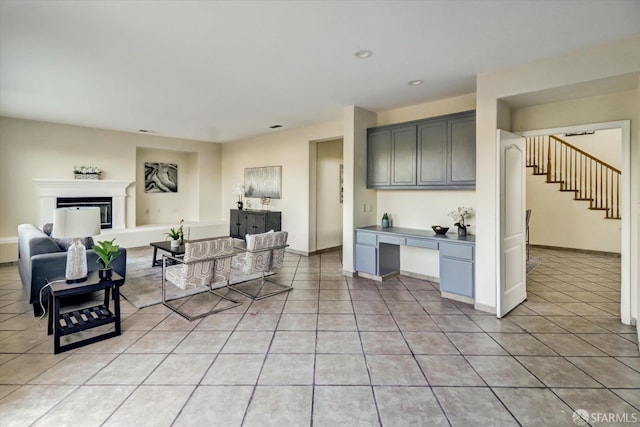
[[502, 120, 631, 324], [315, 138, 344, 251]]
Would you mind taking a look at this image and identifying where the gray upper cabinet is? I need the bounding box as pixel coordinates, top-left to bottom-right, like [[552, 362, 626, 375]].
[[367, 111, 476, 189], [367, 129, 391, 187], [391, 125, 417, 186], [418, 119, 447, 186], [449, 114, 476, 185]]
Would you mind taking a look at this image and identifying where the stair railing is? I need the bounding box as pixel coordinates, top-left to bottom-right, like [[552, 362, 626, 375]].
[[525, 135, 621, 219]]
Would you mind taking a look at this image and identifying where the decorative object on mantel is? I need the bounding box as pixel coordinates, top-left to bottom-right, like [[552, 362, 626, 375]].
[[260, 196, 271, 210], [381, 213, 390, 228], [232, 184, 245, 210], [448, 206, 473, 237], [432, 226, 449, 235], [73, 165, 102, 180], [92, 238, 121, 279], [165, 219, 184, 247]]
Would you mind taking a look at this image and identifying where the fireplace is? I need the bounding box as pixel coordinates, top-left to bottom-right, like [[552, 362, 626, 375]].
[[33, 179, 132, 230], [57, 197, 113, 229]]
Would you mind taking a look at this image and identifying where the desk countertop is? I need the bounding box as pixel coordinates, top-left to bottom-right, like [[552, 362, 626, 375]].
[[356, 225, 475, 243]]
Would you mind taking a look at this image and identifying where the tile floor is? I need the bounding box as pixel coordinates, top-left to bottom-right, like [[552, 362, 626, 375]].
[[0, 246, 638, 426]]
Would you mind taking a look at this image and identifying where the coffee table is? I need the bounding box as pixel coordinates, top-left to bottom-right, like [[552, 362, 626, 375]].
[[150, 240, 185, 267]]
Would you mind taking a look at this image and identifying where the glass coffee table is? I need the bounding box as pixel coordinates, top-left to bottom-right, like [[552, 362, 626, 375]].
[[149, 241, 185, 267]]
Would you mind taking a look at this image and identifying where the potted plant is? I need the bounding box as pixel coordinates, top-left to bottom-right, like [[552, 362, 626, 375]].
[[73, 165, 102, 180], [92, 239, 121, 279], [165, 220, 184, 247], [448, 206, 473, 237]]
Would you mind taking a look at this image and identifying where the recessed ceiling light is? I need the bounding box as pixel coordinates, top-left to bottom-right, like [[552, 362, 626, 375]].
[[354, 49, 373, 59], [408, 80, 423, 86], [269, 125, 283, 129]]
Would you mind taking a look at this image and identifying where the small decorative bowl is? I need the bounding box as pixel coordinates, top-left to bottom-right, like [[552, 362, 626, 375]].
[[432, 226, 449, 235]]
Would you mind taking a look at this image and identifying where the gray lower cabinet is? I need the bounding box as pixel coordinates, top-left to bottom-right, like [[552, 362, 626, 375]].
[[367, 111, 475, 189], [230, 209, 281, 239], [354, 226, 475, 299], [439, 242, 474, 298]]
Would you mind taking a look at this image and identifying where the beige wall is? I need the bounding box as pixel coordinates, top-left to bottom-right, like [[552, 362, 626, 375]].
[[476, 36, 640, 318], [343, 106, 378, 272], [136, 147, 193, 225], [316, 139, 343, 250], [220, 120, 342, 254], [0, 117, 223, 262]]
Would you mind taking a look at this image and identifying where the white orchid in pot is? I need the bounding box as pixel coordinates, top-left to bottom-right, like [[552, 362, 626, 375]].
[[448, 206, 473, 237]]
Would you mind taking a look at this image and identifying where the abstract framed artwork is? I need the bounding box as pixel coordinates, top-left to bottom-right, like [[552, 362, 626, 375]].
[[145, 162, 178, 193], [244, 166, 282, 199]]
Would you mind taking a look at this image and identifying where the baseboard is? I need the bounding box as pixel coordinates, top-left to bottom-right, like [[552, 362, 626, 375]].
[[530, 244, 621, 257], [356, 271, 399, 282], [399, 270, 439, 283], [440, 290, 474, 305], [473, 301, 495, 314]]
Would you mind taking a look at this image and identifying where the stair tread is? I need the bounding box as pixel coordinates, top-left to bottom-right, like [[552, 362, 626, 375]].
[[589, 207, 609, 210]]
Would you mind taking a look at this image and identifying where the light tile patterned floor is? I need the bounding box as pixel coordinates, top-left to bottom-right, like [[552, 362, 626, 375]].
[[0, 246, 638, 426]]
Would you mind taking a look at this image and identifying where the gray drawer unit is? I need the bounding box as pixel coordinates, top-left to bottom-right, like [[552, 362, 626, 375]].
[[378, 235, 406, 246], [355, 231, 377, 246], [406, 238, 438, 250], [439, 243, 473, 260]]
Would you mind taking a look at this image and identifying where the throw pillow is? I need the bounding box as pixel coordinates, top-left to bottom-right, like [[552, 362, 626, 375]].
[[42, 223, 53, 236], [54, 237, 95, 252]]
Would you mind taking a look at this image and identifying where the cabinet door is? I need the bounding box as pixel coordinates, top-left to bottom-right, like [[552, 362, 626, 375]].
[[418, 119, 447, 186], [391, 125, 417, 186], [265, 211, 281, 232], [246, 212, 266, 235], [449, 114, 476, 186], [355, 244, 377, 275], [230, 210, 240, 238], [367, 129, 391, 187], [439, 257, 474, 297]]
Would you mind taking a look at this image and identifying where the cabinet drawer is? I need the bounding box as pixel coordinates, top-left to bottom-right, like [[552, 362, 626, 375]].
[[356, 232, 377, 246], [378, 235, 406, 246], [439, 257, 474, 297], [406, 238, 438, 250], [439, 243, 474, 260]]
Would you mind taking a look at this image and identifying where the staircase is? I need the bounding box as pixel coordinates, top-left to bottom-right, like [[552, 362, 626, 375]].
[[526, 135, 621, 219]]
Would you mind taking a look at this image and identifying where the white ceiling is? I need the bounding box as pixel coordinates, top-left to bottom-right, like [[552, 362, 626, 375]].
[[1, 0, 639, 142]]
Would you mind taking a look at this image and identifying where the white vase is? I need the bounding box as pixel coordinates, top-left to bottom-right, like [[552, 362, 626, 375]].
[[170, 239, 180, 248]]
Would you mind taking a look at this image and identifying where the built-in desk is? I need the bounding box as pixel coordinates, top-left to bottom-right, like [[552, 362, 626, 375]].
[[354, 226, 475, 300]]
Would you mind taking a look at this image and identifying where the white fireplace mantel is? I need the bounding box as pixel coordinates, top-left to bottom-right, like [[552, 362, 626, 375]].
[[33, 179, 133, 229]]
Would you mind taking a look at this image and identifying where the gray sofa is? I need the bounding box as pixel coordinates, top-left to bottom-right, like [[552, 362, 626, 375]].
[[17, 224, 127, 316]]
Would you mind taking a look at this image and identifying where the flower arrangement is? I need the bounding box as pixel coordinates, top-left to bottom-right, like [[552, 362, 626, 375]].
[[232, 184, 245, 210], [73, 165, 102, 175], [448, 206, 473, 229]]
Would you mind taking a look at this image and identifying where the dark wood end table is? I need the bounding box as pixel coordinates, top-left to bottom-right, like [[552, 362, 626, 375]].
[[47, 270, 124, 354], [150, 241, 185, 267]]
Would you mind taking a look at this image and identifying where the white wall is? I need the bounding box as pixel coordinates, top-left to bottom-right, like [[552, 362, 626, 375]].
[[0, 117, 223, 262], [316, 139, 343, 250], [476, 36, 640, 318], [220, 120, 342, 254]]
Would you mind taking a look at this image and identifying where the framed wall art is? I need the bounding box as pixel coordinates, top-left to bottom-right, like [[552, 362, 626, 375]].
[[244, 166, 282, 199], [145, 162, 178, 193]]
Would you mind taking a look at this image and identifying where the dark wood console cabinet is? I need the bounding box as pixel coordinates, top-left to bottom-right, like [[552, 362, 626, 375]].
[[230, 209, 282, 239]]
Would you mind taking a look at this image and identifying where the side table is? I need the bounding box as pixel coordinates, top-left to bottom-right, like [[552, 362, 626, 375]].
[[47, 270, 124, 354]]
